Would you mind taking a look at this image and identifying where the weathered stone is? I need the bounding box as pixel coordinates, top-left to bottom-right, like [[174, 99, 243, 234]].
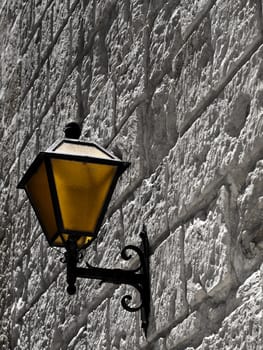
[[175, 0, 261, 133], [1, 0, 263, 349], [184, 186, 234, 307], [85, 300, 109, 350], [109, 286, 138, 349], [166, 311, 205, 350], [151, 227, 187, 334], [67, 327, 87, 350], [193, 270, 263, 350], [109, 113, 143, 197], [82, 79, 116, 144]]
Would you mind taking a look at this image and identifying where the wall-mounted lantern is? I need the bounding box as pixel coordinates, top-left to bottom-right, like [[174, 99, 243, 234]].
[[18, 122, 150, 335]]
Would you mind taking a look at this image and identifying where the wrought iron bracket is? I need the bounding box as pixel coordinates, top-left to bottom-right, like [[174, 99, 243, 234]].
[[64, 226, 150, 336]]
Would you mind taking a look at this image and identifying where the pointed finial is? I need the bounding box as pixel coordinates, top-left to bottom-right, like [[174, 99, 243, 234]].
[[64, 122, 81, 139]]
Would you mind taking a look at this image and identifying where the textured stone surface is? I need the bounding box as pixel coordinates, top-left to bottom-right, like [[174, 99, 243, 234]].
[[151, 227, 187, 333], [185, 270, 263, 350], [184, 186, 233, 306], [1, 0, 263, 349]]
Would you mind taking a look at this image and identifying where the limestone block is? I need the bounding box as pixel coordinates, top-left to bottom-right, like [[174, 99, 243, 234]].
[[132, 161, 169, 243], [151, 227, 188, 333], [168, 45, 263, 230], [194, 270, 262, 350], [38, 6, 55, 55], [175, 0, 260, 133], [14, 318, 29, 350], [20, 2, 61, 97], [38, 110, 58, 149], [18, 131, 39, 179], [141, 162, 169, 242], [67, 327, 87, 350], [167, 105, 222, 228], [0, 1, 19, 51], [20, 40, 39, 95], [0, 58, 21, 123], [82, 79, 116, 145], [173, 14, 214, 133], [109, 113, 142, 197], [50, 274, 95, 349], [166, 311, 204, 350], [12, 203, 31, 260], [70, 5, 90, 64], [122, 193, 143, 248], [20, 0, 51, 43], [210, 0, 260, 84], [48, 25, 73, 90], [104, 1, 146, 128], [96, 210, 124, 269], [109, 286, 138, 349], [180, 0, 215, 37], [0, 104, 21, 181], [14, 288, 57, 350], [52, 1, 71, 34], [15, 95, 33, 148], [74, 54, 92, 118], [51, 70, 79, 132], [11, 243, 62, 328], [0, 257, 12, 323], [20, 3, 81, 112], [24, 236, 62, 304], [0, 183, 10, 242], [94, 0, 117, 26], [233, 161, 263, 280], [184, 186, 233, 307], [0, 331, 9, 350], [114, 55, 145, 130], [86, 1, 125, 104], [29, 67, 50, 117], [86, 300, 108, 350], [37, 1, 78, 62], [0, 5, 20, 86], [148, 2, 181, 86], [22, 240, 42, 303], [121, 156, 169, 247], [152, 338, 167, 350], [105, 0, 136, 75], [146, 76, 179, 172], [238, 161, 263, 251]]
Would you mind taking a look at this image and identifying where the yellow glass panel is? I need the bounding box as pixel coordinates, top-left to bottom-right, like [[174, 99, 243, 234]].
[[54, 142, 112, 160], [75, 235, 93, 248], [51, 159, 117, 233], [54, 234, 93, 249], [25, 161, 57, 242]]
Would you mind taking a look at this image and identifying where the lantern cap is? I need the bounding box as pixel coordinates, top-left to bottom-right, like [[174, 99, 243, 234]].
[[64, 122, 81, 139]]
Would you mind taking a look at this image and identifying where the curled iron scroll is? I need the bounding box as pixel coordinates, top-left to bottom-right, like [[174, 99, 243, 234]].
[[121, 286, 143, 313], [120, 244, 145, 312], [121, 244, 144, 273]]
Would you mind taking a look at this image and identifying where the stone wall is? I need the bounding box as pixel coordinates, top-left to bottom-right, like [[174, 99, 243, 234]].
[[0, 0, 263, 349]]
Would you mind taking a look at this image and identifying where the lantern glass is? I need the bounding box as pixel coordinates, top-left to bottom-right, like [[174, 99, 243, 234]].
[[51, 158, 118, 233], [25, 160, 58, 242]]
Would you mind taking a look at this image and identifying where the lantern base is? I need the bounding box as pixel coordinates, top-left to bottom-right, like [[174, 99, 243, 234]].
[[64, 226, 150, 336]]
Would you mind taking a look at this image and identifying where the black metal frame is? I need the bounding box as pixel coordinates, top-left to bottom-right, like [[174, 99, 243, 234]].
[[65, 226, 150, 336]]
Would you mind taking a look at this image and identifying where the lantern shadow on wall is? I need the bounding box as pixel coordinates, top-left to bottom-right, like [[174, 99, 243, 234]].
[[17, 122, 150, 336]]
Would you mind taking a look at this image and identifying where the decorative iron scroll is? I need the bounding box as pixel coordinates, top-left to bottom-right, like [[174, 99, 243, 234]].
[[64, 226, 150, 335]]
